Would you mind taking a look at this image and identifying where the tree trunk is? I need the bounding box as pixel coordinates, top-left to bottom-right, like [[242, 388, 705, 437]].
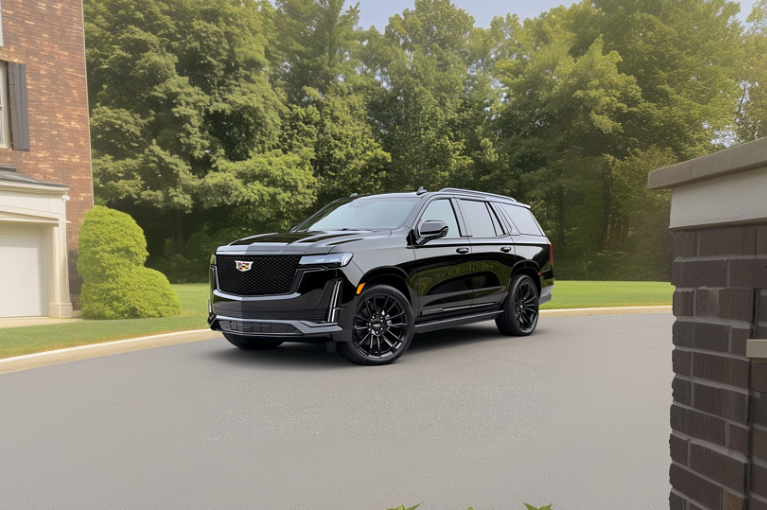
[[174, 208, 184, 256], [598, 171, 612, 252], [556, 186, 565, 247]]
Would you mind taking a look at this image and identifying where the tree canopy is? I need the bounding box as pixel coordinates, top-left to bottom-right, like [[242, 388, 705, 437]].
[[84, 0, 761, 282]]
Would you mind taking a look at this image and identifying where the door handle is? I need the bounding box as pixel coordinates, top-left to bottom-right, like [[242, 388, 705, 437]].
[[456, 247, 469, 254], [501, 246, 512, 253]]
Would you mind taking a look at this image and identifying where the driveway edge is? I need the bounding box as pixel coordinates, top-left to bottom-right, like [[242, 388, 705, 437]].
[[0, 329, 222, 375], [1, 306, 673, 375]]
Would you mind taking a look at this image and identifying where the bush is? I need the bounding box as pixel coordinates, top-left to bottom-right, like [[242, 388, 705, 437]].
[[78, 206, 181, 319], [78, 205, 149, 274]]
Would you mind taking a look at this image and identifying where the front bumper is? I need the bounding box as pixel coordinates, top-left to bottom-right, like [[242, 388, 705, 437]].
[[210, 315, 344, 338], [208, 264, 356, 342]]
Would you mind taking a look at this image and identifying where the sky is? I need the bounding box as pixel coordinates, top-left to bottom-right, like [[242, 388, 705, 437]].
[[349, 0, 760, 30]]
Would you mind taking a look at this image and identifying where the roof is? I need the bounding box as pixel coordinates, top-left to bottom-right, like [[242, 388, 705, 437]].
[[0, 170, 69, 188], [343, 188, 529, 207], [437, 187, 518, 203]]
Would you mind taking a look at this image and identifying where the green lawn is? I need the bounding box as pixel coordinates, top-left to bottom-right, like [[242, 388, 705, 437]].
[[0, 281, 673, 360], [0, 284, 209, 359], [540, 280, 673, 309]]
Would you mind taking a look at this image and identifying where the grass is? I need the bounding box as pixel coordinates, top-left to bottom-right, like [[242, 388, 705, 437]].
[[540, 280, 673, 309], [0, 284, 209, 359], [0, 281, 673, 360]]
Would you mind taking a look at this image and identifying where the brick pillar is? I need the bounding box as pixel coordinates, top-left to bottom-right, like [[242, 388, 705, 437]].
[[669, 226, 757, 510], [748, 289, 767, 509], [649, 137, 767, 510]]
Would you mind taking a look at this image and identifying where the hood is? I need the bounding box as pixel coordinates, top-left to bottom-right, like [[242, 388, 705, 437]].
[[218, 230, 392, 255]]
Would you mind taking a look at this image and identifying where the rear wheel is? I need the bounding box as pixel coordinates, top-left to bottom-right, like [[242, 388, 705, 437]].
[[496, 274, 539, 336], [338, 285, 414, 366], [223, 332, 284, 350]]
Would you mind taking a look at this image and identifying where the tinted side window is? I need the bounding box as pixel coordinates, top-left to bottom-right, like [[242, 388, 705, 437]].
[[460, 200, 498, 238], [488, 204, 505, 235], [500, 204, 542, 236], [419, 199, 461, 238], [492, 203, 517, 234]]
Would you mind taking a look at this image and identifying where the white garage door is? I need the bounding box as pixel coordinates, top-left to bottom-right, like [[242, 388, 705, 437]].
[[0, 224, 45, 318]]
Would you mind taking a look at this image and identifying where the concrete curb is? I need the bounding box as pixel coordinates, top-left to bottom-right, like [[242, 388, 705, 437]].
[[0, 306, 673, 375], [540, 306, 672, 317], [0, 329, 223, 375]]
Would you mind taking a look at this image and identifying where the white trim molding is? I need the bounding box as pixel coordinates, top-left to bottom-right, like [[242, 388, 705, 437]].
[[0, 178, 72, 318], [648, 137, 767, 229]]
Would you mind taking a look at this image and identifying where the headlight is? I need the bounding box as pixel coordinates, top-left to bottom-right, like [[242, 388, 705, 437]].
[[298, 253, 353, 267], [210, 253, 216, 265]]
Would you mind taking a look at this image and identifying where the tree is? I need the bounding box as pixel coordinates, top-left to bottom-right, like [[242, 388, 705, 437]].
[[363, 0, 489, 191], [268, 0, 363, 101], [739, 0, 767, 141], [494, 8, 642, 251], [85, 0, 307, 256], [285, 85, 391, 203], [590, 0, 744, 159], [83, 0, 752, 283]]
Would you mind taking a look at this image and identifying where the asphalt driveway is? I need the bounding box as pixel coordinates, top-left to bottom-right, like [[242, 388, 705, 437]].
[[0, 313, 674, 510]]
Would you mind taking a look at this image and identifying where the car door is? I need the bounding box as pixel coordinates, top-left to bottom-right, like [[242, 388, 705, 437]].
[[412, 198, 474, 316], [496, 202, 551, 272], [457, 199, 515, 309]]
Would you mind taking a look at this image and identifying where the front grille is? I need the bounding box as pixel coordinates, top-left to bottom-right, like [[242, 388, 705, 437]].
[[216, 255, 301, 296]]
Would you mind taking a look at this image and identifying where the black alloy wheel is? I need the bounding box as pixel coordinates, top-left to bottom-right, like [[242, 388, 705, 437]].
[[496, 274, 540, 336], [338, 284, 414, 365], [223, 332, 284, 350]]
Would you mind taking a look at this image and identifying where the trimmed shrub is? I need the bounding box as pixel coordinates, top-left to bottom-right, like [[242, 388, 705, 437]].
[[78, 206, 181, 319], [78, 206, 149, 276]]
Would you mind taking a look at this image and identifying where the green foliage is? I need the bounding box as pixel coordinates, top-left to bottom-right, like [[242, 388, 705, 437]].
[[85, 0, 756, 283], [80, 266, 183, 320], [267, 0, 362, 100], [739, 1, 767, 141], [78, 206, 181, 319], [78, 205, 149, 273]]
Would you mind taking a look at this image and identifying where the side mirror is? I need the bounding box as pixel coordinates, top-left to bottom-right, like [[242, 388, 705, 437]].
[[289, 224, 299, 233], [418, 220, 448, 244]]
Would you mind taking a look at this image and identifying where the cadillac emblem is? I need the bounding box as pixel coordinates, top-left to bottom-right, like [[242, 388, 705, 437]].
[[235, 260, 253, 272]]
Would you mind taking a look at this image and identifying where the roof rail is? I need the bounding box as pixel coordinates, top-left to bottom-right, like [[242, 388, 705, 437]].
[[438, 187, 517, 202]]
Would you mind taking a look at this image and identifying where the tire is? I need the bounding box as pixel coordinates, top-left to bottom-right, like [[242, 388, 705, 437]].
[[496, 274, 540, 336], [337, 284, 414, 366], [223, 332, 284, 351]]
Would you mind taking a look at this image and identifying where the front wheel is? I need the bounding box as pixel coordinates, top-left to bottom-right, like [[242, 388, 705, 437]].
[[223, 332, 284, 350], [496, 274, 540, 336], [338, 285, 414, 366]]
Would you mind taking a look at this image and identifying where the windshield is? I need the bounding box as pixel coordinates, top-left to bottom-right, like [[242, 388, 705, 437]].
[[298, 197, 420, 231]]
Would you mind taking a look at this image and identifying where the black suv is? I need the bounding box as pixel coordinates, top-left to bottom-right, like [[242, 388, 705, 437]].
[[208, 188, 554, 365]]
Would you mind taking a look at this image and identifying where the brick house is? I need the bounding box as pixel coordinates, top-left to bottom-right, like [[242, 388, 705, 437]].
[[0, 0, 93, 318]]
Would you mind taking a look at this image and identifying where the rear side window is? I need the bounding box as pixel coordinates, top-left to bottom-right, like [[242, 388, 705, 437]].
[[459, 200, 498, 238], [499, 204, 543, 236]]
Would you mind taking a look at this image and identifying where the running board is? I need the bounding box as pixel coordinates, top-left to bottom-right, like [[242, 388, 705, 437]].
[[414, 310, 503, 334]]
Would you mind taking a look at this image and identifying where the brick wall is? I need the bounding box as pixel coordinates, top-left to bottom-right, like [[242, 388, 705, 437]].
[[670, 225, 767, 509], [0, 0, 93, 251]]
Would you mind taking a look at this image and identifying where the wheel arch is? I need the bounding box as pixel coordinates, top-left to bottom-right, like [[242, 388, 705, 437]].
[[360, 267, 415, 306], [510, 261, 542, 295]]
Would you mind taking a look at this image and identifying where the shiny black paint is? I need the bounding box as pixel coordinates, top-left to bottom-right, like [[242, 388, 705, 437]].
[[208, 190, 554, 343]]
